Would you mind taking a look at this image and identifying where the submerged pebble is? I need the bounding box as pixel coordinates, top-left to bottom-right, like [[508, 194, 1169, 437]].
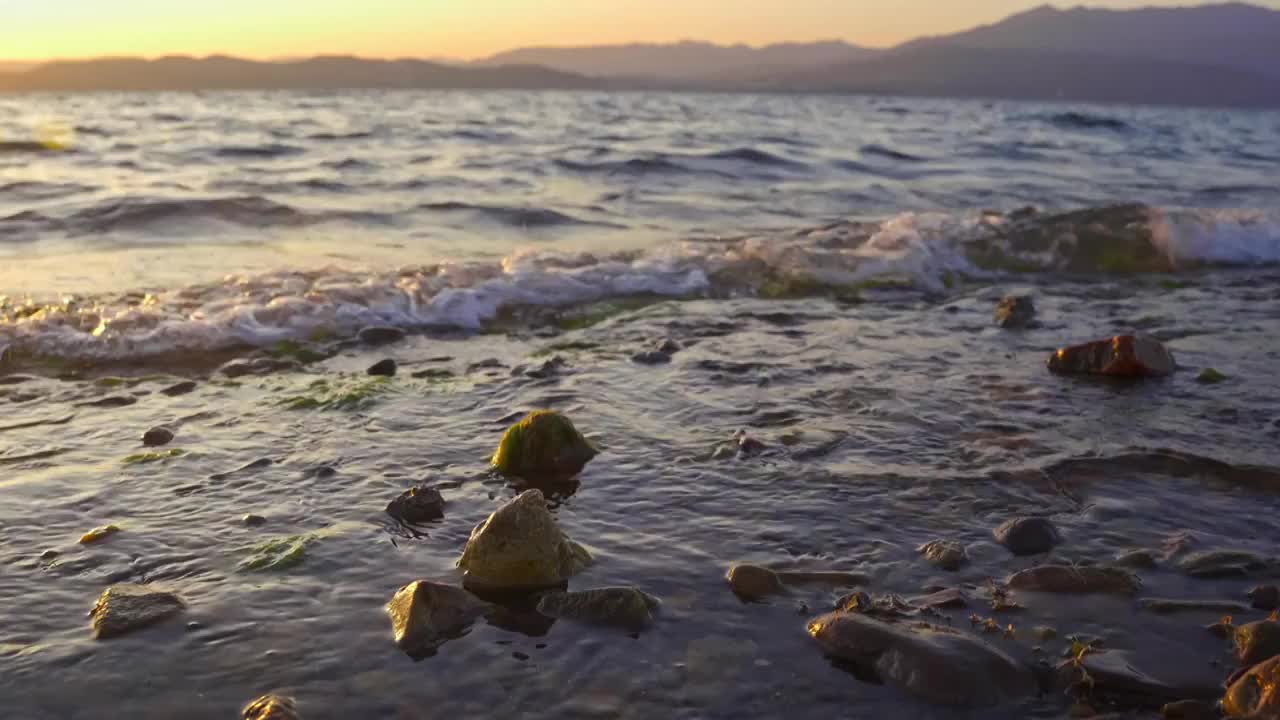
[[1138, 597, 1251, 615], [90, 584, 185, 639], [1007, 565, 1141, 594], [241, 514, 267, 527], [535, 587, 661, 631], [366, 358, 397, 377], [142, 426, 175, 447], [993, 516, 1061, 556]]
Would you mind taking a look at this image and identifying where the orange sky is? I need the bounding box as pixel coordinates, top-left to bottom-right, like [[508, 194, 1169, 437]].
[[3, 0, 1275, 62]]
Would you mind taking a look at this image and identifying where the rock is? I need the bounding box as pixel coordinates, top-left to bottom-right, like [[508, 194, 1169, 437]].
[[631, 350, 672, 365], [1222, 655, 1280, 719], [242, 514, 267, 527], [386, 580, 492, 659], [519, 356, 567, 380], [1007, 565, 1141, 594], [1047, 334, 1175, 378], [1057, 650, 1222, 708], [385, 486, 445, 524], [366, 358, 397, 377], [1179, 550, 1272, 579], [456, 489, 591, 590], [918, 540, 968, 571], [1115, 550, 1159, 569], [76, 395, 137, 408], [807, 610, 1037, 707], [1196, 368, 1228, 385], [159, 380, 198, 397], [656, 339, 682, 354], [1234, 620, 1280, 666], [1034, 625, 1058, 642], [736, 434, 767, 456], [993, 516, 1061, 556], [239, 534, 312, 571], [1160, 699, 1217, 720], [911, 588, 969, 609], [241, 694, 301, 720], [79, 524, 121, 544], [357, 326, 406, 346], [1250, 586, 1280, 611], [39, 549, 59, 562], [142, 426, 175, 447], [1139, 598, 1252, 615], [89, 584, 185, 639], [489, 410, 598, 480], [220, 357, 298, 378], [535, 587, 661, 631], [994, 295, 1036, 329], [726, 564, 786, 600]]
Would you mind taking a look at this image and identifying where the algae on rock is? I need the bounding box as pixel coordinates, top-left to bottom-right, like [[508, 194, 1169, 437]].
[[490, 410, 598, 480], [457, 489, 591, 590]]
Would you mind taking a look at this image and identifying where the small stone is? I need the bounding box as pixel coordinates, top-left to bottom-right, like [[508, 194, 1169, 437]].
[[994, 295, 1036, 329], [1034, 625, 1058, 642], [535, 587, 661, 631], [993, 517, 1061, 556], [1138, 598, 1251, 615], [357, 326, 406, 346], [1114, 550, 1158, 569], [1178, 550, 1272, 579], [89, 584, 185, 639], [456, 489, 591, 590], [242, 514, 267, 527], [1195, 368, 1227, 384], [159, 380, 198, 397], [631, 350, 672, 365], [1249, 585, 1279, 611], [386, 580, 492, 660], [911, 588, 968, 609], [656, 339, 682, 354], [220, 357, 297, 378], [1008, 565, 1141, 595], [726, 564, 785, 601], [1222, 655, 1280, 719], [366, 359, 397, 377], [39, 549, 59, 562], [736, 434, 766, 456], [142, 426, 175, 447], [489, 410, 598, 480], [1047, 334, 1175, 378], [241, 694, 301, 720], [1160, 699, 1216, 720], [186, 621, 202, 631], [918, 540, 968, 571], [1233, 619, 1280, 666], [76, 395, 137, 408], [79, 524, 121, 544], [386, 486, 445, 524]]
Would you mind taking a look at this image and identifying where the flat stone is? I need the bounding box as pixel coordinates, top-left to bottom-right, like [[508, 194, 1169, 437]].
[[159, 380, 198, 397], [385, 486, 445, 524], [994, 295, 1036, 329], [918, 540, 968, 571], [630, 350, 672, 365], [911, 588, 969, 609], [241, 694, 301, 720], [1057, 650, 1221, 708], [357, 326, 406, 346], [993, 517, 1061, 556], [1138, 597, 1252, 615], [1007, 565, 1141, 594], [807, 611, 1037, 707], [386, 581, 492, 660], [1178, 550, 1273, 579], [535, 587, 661, 631], [1159, 699, 1217, 720], [1114, 550, 1159, 569], [90, 584, 185, 639], [456, 489, 591, 590], [1234, 620, 1280, 666], [366, 358, 397, 377], [1222, 655, 1280, 719], [1047, 334, 1175, 377], [726, 564, 786, 601], [142, 426, 175, 447], [1249, 585, 1279, 611]]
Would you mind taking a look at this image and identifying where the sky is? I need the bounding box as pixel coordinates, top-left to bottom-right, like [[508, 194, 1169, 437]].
[[2, 0, 1278, 62]]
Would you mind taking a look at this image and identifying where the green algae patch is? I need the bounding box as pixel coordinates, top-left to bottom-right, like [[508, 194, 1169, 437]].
[[279, 377, 388, 411], [491, 410, 598, 480], [267, 340, 334, 365], [757, 274, 866, 303], [122, 448, 186, 464], [239, 535, 310, 572], [1196, 368, 1228, 384]]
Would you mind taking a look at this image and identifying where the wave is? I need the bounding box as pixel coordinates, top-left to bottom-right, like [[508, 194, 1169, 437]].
[[1046, 111, 1132, 132], [4, 203, 1278, 365], [860, 144, 926, 163], [554, 155, 693, 176], [0, 181, 95, 201], [306, 131, 375, 141], [418, 201, 620, 229], [0, 196, 343, 237], [210, 144, 306, 160], [554, 146, 805, 178], [0, 141, 67, 155], [700, 147, 806, 168]]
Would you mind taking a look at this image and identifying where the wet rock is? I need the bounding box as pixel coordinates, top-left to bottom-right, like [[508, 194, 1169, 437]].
[[911, 588, 969, 609], [76, 395, 137, 408], [736, 433, 766, 457], [366, 358, 397, 377], [631, 350, 672, 365], [385, 486, 445, 524], [918, 540, 968, 571], [242, 514, 267, 527], [518, 356, 567, 380], [1139, 598, 1251, 615], [1179, 550, 1273, 579], [89, 584, 185, 639], [239, 534, 311, 571], [456, 489, 591, 590], [242, 694, 301, 720], [411, 368, 454, 380], [357, 326, 405, 346], [1222, 655, 1280, 719], [1008, 565, 1141, 594], [142, 426, 174, 447], [535, 587, 661, 631], [1057, 650, 1221, 708], [726, 564, 786, 600], [159, 380, 198, 397], [1160, 699, 1217, 720], [1115, 550, 1159, 569], [1196, 368, 1228, 385], [386, 580, 492, 659], [994, 295, 1036, 329], [220, 357, 298, 378], [1047, 334, 1175, 378], [1035, 625, 1059, 642], [993, 516, 1061, 556], [1249, 586, 1279, 611], [39, 549, 59, 562], [807, 610, 1037, 707], [489, 410, 598, 480], [1234, 620, 1280, 666], [79, 524, 121, 544], [710, 443, 735, 460]]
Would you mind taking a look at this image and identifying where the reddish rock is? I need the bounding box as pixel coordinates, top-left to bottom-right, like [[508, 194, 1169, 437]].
[[1222, 655, 1280, 719], [1047, 335, 1175, 378]]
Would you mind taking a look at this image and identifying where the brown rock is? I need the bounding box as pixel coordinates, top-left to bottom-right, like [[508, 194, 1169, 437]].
[[1234, 620, 1280, 666], [242, 694, 300, 720], [1047, 334, 1175, 378], [1222, 655, 1280, 719], [1008, 565, 1141, 595], [911, 587, 969, 609], [726, 564, 785, 601], [385, 486, 445, 524], [142, 426, 174, 447], [993, 516, 1061, 556], [535, 587, 661, 631], [918, 540, 968, 571], [89, 584, 185, 639], [994, 295, 1036, 329], [386, 581, 492, 660]]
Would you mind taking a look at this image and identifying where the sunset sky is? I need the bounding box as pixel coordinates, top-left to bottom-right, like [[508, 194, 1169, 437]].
[[3, 0, 1277, 62]]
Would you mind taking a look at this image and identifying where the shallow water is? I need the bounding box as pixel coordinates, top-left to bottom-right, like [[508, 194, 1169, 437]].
[[2, 91, 1280, 719]]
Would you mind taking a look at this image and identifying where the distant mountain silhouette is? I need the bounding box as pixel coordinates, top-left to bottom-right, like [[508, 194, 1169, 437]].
[[475, 40, 876, 81], [0, 55, 597, 92]]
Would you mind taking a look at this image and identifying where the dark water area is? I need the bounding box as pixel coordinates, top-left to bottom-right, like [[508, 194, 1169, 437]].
[[2, 91, 1280, 719]]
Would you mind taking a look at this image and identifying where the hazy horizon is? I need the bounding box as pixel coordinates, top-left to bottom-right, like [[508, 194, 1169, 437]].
[[5, 0, 1280, 64]]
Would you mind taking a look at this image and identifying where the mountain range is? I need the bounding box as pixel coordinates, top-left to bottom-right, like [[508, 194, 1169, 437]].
[[2, 3, 1278, 107]]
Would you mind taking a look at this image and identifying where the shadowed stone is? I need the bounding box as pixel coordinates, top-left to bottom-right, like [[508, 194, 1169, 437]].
[[90, 584, 185, 639]]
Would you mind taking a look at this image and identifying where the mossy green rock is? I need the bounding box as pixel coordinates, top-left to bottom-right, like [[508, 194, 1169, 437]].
[[456, 489, 591, 590], [490, 410, 598, 479], [386, 581, 493, 659], [1196, 368, 1228, 384], [535, 587, 661, 631], [239, 534, 312, 572]]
